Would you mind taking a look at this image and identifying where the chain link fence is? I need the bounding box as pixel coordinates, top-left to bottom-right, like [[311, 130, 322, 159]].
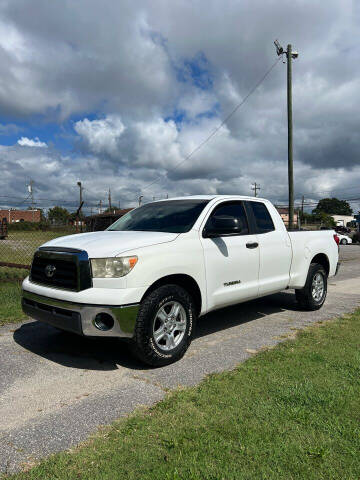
[[0, 206, 131, 272], [0, 225, 78, 269]]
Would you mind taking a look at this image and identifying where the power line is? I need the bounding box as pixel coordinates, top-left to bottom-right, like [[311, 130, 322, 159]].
[[12, 193, 32, 208], [309, 185, 360, 195], [140, 56, 282, 193]]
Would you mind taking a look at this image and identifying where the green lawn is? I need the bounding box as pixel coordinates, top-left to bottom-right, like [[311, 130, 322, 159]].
[[0, 230, 73, 266], [6, 311, 360, 480], [0, 282, 24, 326]]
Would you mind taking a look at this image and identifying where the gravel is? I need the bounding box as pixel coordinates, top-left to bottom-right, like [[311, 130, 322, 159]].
[[1, 245, 359, 474]]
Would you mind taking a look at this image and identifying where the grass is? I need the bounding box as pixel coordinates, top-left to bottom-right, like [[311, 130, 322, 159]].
[[0, 282, 24, 326], [0, 266, 29, 282], [0, 230, 73, 266], [6, 311, 360, 479]]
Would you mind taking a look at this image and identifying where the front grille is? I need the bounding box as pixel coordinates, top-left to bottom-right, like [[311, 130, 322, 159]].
[[30, 248, 92, 291], [31, 256, 77, 289]]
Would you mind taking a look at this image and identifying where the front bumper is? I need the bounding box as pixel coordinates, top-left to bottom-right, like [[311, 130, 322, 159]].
[[22, 289, 139, 338]]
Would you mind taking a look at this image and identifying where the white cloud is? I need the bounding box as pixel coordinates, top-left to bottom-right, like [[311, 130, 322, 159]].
[[131, 117, 183, 168], [17, 136, 47, 147], [74, 115, 125, 157], [177, 90, 218, 119], [0, 0, 358, 214], [1, 133, 360, 215]]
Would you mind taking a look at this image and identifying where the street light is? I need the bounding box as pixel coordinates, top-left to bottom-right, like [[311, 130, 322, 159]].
[[274, 40, 299, 230]]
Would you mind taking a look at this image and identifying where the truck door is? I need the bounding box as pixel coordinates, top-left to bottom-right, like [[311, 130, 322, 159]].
[[200, 201, 260, 311], [245, 201, 292, 295]]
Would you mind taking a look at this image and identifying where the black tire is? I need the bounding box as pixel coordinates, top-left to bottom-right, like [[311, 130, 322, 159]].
[[295, 263, 327, 311], [340, 238, 347, 245], [130, 284, 197, 367]]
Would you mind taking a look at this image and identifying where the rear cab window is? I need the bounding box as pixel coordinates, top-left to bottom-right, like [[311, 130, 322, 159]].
[[247, 201, 275, 234]]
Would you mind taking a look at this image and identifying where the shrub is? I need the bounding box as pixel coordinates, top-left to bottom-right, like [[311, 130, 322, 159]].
[[7, 221, 51, 231], [0, 267, 29, 282]]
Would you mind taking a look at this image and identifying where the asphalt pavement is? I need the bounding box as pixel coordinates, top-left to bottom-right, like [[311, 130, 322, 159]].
[[1, 245, 359, 474]]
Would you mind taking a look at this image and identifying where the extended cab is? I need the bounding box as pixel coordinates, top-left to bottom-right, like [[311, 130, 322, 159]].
[[22, 196, 339, 366]]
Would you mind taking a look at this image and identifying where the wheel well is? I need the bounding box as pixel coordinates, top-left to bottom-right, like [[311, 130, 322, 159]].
[[141, 274, 202, 315], [311, 253, 330, 276]]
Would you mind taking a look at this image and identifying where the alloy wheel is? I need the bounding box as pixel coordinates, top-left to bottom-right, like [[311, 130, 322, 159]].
[[152, 301, 187, 351]]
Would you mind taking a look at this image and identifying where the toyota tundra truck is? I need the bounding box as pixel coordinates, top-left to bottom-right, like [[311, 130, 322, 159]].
[[22, 196, 339, 366]]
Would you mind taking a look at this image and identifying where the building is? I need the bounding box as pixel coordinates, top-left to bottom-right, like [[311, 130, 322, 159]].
[[85, 209, 133, 231], [275, 207, 299, 226], [0, 209, 41, 223], [330, 214, 355, 227]]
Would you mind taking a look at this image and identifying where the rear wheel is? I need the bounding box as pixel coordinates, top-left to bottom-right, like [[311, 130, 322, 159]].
[[340, 238, 347, 245], [130, 284, 196, 366], [295, 263, 327, 311]]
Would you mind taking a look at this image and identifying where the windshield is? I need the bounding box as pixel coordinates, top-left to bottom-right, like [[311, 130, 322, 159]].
[[107, 200, 210, 233]]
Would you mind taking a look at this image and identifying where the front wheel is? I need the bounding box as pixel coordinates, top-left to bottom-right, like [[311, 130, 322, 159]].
[[340, 238, 347, 245], [130, 284, 197, 367], [295, 263, 327, 311]]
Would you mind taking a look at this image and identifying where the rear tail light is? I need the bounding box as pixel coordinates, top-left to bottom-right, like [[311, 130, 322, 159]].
[[333, 234, 340, 246]]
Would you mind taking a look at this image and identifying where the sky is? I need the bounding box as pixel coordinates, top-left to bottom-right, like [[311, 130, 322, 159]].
[[0, 0, 359, 215]]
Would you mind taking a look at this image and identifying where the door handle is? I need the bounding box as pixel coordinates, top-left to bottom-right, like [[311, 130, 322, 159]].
[[246, 242, 259, 249]]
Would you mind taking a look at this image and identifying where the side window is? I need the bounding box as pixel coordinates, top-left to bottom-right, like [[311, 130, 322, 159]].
[[205, 202, 249, 235], [248, 202, 274, 233]]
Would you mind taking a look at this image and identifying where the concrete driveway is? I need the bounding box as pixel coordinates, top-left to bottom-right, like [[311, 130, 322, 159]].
[[1, 245, 360, 473]]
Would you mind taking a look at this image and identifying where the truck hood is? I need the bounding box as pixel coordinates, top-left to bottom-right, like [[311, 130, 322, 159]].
[[41, 230, 179, 258]]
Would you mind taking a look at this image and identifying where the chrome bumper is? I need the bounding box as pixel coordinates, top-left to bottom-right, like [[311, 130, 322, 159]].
[[22, 290, 139, 338]]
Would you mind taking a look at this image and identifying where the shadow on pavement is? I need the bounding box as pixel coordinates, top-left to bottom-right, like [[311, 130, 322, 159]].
[[13, 323, 142, 371], [13, 290, 300, 371], [196, 290, 299, 338]]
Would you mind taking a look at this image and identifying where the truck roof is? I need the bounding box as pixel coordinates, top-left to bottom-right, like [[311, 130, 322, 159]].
[[155, 195, 268, 202]]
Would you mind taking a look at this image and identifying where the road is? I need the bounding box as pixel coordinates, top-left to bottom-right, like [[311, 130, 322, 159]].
[[1, 245, 360, 474]]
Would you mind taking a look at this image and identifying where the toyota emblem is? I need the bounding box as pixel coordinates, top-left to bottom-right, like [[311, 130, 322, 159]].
[[45, 264, 56, 278]]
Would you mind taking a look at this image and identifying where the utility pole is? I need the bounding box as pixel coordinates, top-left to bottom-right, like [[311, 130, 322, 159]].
[[77, 181, 83, 232], [28, 180, 35, 222], [77, 181, 83, 206], [138, 195, 143, 206], [251, 182, 260, 197], [274, 40, 299, 230], [108, 188, 112, 210], [287, 44, 294, 230], [301, 195, 305, 220]]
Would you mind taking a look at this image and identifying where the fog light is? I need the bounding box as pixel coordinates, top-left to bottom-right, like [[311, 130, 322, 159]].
[[94, 313, 114, 331]]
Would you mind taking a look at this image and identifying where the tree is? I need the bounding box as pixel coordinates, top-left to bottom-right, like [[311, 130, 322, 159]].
[[313, 198, 352, 216], [69, 211, 85, 221], [303, 211, 336, 228], [48, 206, 71, 225]]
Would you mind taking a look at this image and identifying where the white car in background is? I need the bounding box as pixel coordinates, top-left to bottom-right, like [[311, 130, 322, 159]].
[[337, 233, 352, 245]]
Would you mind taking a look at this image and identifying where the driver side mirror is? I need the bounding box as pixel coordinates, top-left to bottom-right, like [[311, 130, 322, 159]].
[[203, 215, 247, 238]]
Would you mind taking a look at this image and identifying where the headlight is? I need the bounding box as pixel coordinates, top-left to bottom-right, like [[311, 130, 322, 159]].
[[91, 256, 138, 278]]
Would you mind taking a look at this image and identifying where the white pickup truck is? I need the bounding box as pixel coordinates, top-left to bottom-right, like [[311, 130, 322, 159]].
[[22, 196, 339, 366]]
